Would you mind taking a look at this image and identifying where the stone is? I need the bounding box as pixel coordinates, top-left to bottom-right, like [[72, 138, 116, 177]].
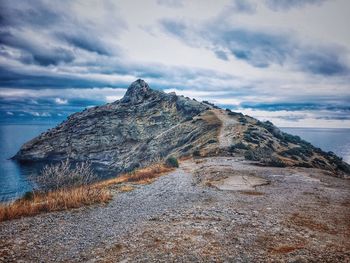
[[13, 79, 217, 174]]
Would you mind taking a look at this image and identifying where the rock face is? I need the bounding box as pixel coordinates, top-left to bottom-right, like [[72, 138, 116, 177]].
[[13, 80, 219, 173], [13, 79, 350, 177]]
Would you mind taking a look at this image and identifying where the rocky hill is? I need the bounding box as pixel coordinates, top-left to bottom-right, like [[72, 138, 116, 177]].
[[13, 79, 350, 177]]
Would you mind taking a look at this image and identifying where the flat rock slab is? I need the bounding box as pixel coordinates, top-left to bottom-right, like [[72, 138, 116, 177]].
[[212, 175, 269, 191]]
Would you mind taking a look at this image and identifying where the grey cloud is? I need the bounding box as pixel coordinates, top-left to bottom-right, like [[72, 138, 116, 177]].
[[159, 18, 350, 76], [265, 0, 327, 11], [0, 0, 126, 66], [0, 31, 75, 66], [0, 0, 63, 28], [230, 0, 257, 14], [57, 32, 112, 56], [156, 0, 184, 8], [296, 48, 348, 76], [214, 50, 229, 61]]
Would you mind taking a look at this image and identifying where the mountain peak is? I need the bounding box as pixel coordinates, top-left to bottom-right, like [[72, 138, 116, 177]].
[[121, 79, 152, 103]]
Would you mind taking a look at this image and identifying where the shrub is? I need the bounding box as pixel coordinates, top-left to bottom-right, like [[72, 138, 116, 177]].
[[193, 150, 201, 157], [244, 133, 260, 144], [244, 150, 256, 161], [181, 144, 193, 153], [0, 161, 111, 222], [207, 139, 217, 144], [247, 126, 258, 131], [229, 142, 249, 152], [228, 111, 241, 116], [165, 156, 179, 168], [238, 116, 247, 124], [266, 140, 274, 149], [281, 146, 313, 158], [33, 160, 96, 192], [268, 157, 286, 167], [23, 191, 34, 201], [244, 147, 273, 161], [296, 162, 313, 168]]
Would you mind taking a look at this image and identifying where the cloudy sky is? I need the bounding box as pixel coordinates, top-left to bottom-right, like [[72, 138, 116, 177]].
[[0, 0, 349, 127]]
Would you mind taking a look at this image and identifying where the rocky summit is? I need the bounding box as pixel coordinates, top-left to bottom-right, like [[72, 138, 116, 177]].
[[13, 79, 350, 177]]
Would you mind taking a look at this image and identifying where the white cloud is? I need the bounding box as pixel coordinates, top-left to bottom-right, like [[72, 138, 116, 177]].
[[54, 98, 68, 105]]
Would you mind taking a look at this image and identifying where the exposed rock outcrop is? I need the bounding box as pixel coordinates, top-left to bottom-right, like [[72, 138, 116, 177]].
[[13, 79, 219, 173], [13, 79, 350, 177]]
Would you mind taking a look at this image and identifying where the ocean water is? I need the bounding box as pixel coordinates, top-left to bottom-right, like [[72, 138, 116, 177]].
[[0, 123, 349, 202], [0, 123, 55, 202], [281, 127, 350, 164]]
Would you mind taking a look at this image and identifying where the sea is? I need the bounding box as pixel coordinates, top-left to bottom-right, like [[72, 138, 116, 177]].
[[0, 122, 349, 202]]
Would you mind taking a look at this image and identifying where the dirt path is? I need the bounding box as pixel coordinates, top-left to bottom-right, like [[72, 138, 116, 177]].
[[212, 109, 238, 148]]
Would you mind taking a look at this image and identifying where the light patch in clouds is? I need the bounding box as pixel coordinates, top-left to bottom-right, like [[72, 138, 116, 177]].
[[105, 95, 124, 103], [239, 108, 350, 128], [28, 111, 51, 117], [54, 98, 68, 105], [0, 87, 127, 103]]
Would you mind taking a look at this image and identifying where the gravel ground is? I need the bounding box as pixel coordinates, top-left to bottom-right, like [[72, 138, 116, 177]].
[[0, 165, 219, 262], [1, 157, 349, 262]]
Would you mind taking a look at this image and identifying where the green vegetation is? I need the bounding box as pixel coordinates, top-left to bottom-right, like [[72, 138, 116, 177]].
[[244, 147, 273, 161], [165, 156, 179, 168], [244, 133, 260, 144], [202, 100, 220, 109], [193, 150, 201, 157], [281, 146, 313, 159], [238, 116, 248, 124], [244, 150, 256, 161], [267, 157, 286, 167], [228, 111, 242, 116], [229, 142, 250, 152], [23, 191, 34, 201], [243, 128, 267, 145]]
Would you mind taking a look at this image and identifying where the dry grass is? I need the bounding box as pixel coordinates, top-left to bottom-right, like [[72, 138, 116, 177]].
[[0, 162, 175, 222], [271, 243, 305, 254], [0, 186, 111, 222], [98, 163, 174, 187], [119, 185, 135, 192], [202, 110, 222, 127], [239, 190, 265, 196]]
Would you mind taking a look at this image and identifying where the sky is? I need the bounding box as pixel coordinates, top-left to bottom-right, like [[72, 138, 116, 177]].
[[0, 0, 349, 127]]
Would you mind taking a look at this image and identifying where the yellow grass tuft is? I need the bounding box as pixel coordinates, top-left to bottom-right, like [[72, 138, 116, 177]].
[[97, 163, 174, 187], [0, 187, 111, 222], [119, 185, 135, 192], [0, 162, 175, 222]]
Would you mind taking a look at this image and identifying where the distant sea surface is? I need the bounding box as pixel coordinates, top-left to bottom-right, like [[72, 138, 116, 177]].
[[281, 127, 350, 164], [1, 122, 350, 202]]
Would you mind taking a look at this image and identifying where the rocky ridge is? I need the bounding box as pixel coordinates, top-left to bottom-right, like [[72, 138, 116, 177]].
[[13, 79, 350, 177], [13, 79, 219, 174]]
